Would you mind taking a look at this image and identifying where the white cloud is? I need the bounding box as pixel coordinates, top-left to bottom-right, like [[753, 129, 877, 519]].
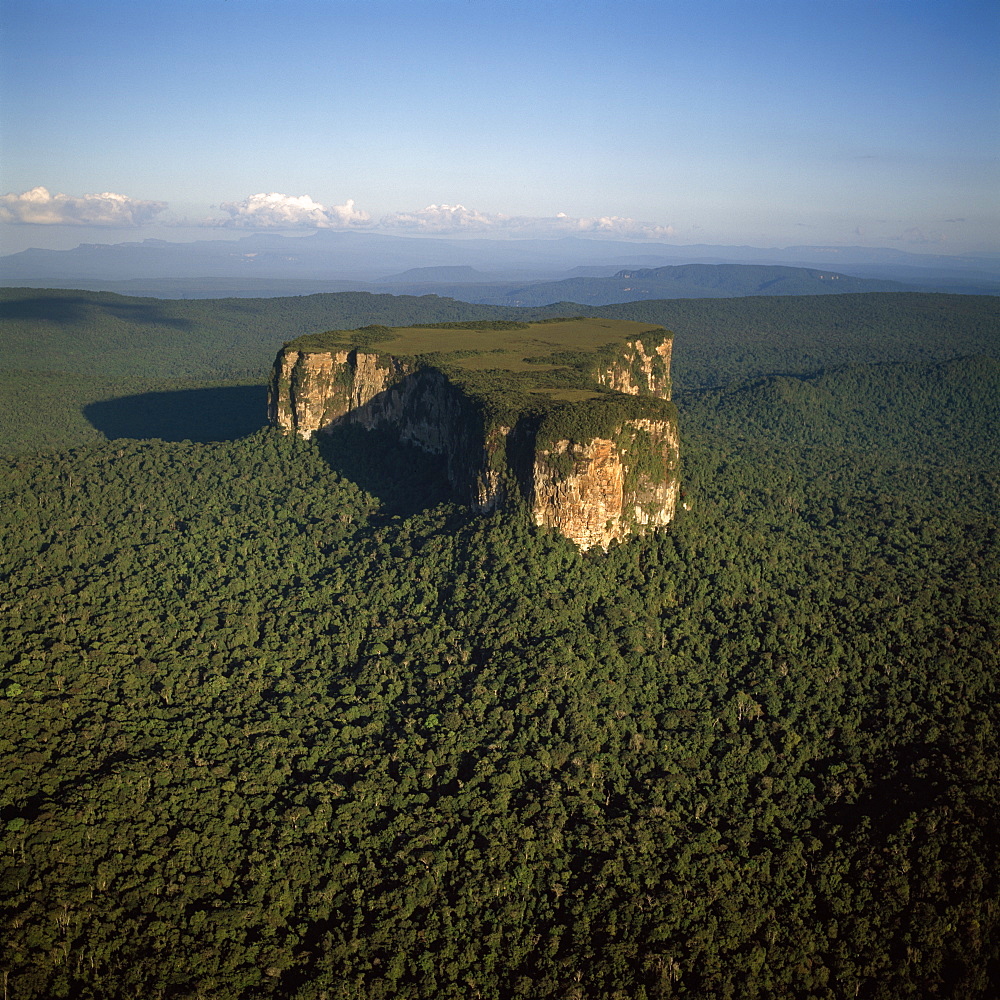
[[216, 192, 370, 228], [0, 187, 676, 242], [378, 203, 506, 233], [0, 186, 167, 226], [378, 204, 675, 240], [561, 214, 676, 240]]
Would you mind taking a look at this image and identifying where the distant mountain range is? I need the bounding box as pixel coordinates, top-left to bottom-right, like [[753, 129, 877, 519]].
[[374, 264, 915, 306], [2, 229, 998, 300]]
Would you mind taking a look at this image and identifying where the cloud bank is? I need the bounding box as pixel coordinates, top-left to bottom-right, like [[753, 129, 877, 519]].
[[377, 203, 507, 233], [208, 195, 674, 240], [0, 187, 167, 226], [551, 212, 676, 241], [1, 186, 676, 242], [216, 192, 370, 228], [377, 203, 675, 240]]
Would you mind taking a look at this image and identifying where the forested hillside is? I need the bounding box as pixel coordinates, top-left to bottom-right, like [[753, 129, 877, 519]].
[[600, 293, 1000, 387], [2, 288, 992, 385], [2, 281, 999, 998]]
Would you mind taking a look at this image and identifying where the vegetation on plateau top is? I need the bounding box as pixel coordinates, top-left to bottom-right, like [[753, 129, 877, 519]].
[[280, 317, 675, 430]]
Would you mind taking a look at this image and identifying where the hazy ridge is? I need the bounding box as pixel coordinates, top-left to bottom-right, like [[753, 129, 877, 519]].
[[3, 231, 998, 299]]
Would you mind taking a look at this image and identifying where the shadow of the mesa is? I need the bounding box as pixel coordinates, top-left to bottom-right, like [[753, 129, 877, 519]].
[[84, 385, 269, 443], [84, 384, 454, 518]]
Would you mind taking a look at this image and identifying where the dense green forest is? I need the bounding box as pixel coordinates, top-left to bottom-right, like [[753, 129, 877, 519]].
[[1, 290, 998, 998]]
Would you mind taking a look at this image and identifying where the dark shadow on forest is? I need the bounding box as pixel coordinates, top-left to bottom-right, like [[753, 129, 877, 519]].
[[85, 385, 268, 442], [0, 293, 195, 329], [315, 424, 456, 519]]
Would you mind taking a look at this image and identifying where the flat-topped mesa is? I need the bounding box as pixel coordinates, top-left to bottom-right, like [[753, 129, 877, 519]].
[[268, 318, 679, 550]]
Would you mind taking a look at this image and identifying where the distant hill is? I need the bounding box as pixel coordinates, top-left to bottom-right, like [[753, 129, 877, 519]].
[[395, 263, 916, 306], [0, 264, 923, 305], [612, 263, 910, 296], [377, 265, 492, 284]]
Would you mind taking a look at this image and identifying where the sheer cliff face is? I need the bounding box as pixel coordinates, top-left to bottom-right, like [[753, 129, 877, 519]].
[[269, 348, 504, 509], [269, 332, 679, 550], [268, 349, 413, 438], [595, 337, 672, 398], [532, 418, 679, 550]]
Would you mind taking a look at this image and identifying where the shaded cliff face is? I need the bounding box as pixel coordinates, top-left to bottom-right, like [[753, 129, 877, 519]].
[[269, 323, 679, 550]]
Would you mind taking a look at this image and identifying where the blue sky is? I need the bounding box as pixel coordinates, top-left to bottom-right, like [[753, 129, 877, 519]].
[[1, 0, 997, 253]]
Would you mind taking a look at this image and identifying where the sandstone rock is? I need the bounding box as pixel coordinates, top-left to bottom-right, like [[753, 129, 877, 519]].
[[268, 321, 679, 550]]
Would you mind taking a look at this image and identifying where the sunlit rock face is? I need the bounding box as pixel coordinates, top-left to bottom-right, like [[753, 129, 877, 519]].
[[268, 349, 411, 438], [269, 332, 679, 550], [531, 418, 680, 551], [594, 337, 673, 398]]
